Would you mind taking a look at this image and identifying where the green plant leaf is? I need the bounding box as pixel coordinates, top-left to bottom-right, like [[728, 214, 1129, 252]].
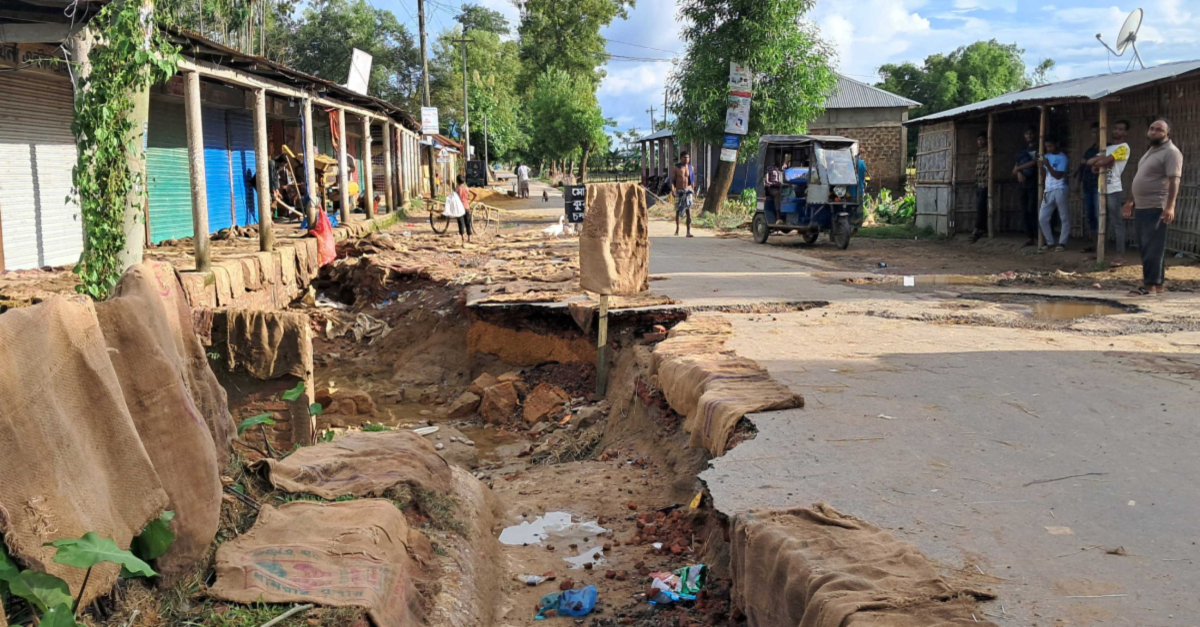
[[281, 381, 306, 402], [0, 544, 18, 582], [309, 402, 324, 416], [46, 532, 156, 578], [132, 511, 176, 562], [40, 603, 82, 627], [320, 430, 335, 443], [238, 413, 276, 435], [7, 570, 72, 613]]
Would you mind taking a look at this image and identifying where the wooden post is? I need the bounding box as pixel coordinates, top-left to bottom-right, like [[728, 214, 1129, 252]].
[[336, 108, 350, 224], [1097, 102, 1109, 264], [302, 98, 317, 226], [640, 141, 647, 186], [987, 113, 995, 238], [253, 88, 274, 252], [1037, 106, 1047, 248], [383, 122, 395, 212], [362, 117, 375, 218], [183, 70, 210, 272], [596, 294, 610, 396]]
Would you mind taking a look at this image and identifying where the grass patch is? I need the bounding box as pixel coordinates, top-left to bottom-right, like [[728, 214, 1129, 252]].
[[856, 224, 938, 240], [387, 486, 468, 537]]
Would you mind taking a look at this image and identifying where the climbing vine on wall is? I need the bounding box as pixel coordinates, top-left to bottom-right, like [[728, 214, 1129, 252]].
[[72, 1, 181, 299]]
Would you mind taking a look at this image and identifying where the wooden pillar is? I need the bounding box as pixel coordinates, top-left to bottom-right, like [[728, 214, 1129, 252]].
[[336, 108, 350, 224], [183, 71, 210, 272], [1037, 106, 1047, 248], [362, 116, 374, 218], [987, 113, 995, 238], [640, 141, 647, 186], [1097, 102, 1109, 264], [384, 123, 396, 210], [302, 98, 317, 226], [253, 88, 274, 252]]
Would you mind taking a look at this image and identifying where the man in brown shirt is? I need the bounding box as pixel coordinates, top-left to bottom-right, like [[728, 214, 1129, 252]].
[[1125, 117, 1183, 295]]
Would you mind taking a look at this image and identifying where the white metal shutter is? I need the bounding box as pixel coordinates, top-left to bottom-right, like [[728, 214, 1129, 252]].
[[0, 72, 82, 270]]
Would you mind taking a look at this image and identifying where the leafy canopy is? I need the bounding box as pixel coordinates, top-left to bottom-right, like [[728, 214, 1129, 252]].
[[526, 69, 609, 165], [457, 4, 510, 35], [515, 0, 634, 90]]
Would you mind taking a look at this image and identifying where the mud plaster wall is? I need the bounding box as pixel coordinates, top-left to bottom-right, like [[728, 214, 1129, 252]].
[[467, 319, 596, 366]]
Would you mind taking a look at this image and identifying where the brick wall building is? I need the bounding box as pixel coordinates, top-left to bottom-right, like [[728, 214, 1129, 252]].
[[808, 76, 919, 195]]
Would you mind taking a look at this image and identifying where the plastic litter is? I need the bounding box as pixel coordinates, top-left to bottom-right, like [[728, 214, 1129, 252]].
[[534, 585, 597, 619], [514, 573, 548, 586], [647, 565, 707, 605]]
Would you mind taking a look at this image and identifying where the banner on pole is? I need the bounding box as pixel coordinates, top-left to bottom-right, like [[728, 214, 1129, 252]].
[[728, 62, 752, 95], [421, 107, 439, 134], [724, 95, 751, 135], [720, 148, 738, 162]]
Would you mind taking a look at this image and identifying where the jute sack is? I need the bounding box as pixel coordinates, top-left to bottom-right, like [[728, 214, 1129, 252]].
[[96, 263, 224, 581], [0, 297, 168, 606], [224, 309, 314, 381], [253, 431, 452, 499], [730, 503, 996, 627], [210, 500, 430, 627], [579, 182, 648, 295]]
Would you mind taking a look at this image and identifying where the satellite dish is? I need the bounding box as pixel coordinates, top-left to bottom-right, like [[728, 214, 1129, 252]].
[[1096, 8, 1145, 69]]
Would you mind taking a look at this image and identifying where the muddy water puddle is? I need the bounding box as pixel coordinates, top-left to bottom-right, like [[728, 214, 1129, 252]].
[[1024, 300, 1127, 320], [499, 511, 608, 546]]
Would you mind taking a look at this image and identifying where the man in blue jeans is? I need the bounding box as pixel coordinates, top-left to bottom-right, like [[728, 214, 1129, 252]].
[[1079, 123, 1101, 251], [1037, 136, 1070, 252], [1127, 118, 1183, 295]]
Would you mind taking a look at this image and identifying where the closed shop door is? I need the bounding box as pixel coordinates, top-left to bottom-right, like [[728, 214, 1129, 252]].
[[147, 99, 193, 243], [202, 107, 233, 233], [227, 110, 258, 226], [0, 72, 82, 270]]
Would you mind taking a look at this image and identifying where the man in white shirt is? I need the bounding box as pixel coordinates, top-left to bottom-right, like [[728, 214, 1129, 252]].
[[1086, 119, 1131, 264], [516, 162, 532, 198]]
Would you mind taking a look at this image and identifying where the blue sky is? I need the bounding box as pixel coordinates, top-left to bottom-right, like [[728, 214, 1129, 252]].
[[376, 0, 1200, 141]]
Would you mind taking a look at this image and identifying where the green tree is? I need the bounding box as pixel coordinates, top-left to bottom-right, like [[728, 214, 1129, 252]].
[[456, 3, 510, 35], [669, 0, 837, 213], [878, 40, 1054, 122], [514, 0, 635, 90], [292, 0, 422, 107], [526, 69, 610, 181]]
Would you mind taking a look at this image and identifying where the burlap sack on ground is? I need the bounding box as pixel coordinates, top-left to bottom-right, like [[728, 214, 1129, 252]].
[[731, 503, 996, 627], [96, 264, 224, 580], [0, 297, 169, 605], [225, 309, 314, 380], [210, 500, 429, 627], [651, 314, 801, 456], [253, 431, 452, 499], [579, 182, 648, 295]]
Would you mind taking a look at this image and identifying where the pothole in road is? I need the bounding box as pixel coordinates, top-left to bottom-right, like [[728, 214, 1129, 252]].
[[960, 292, 1136, 320]]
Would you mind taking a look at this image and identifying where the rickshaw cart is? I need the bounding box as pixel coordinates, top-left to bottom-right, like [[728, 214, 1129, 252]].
[[751, 134, 863, 250]]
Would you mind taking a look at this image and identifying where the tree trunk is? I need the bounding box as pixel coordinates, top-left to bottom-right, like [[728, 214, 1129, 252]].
[[702, 157, 737, 214], [579, 148, 590, 183]]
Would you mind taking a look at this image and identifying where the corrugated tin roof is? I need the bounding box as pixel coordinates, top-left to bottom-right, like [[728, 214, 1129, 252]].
[[908, 59, 1200, 125], [637, 128, 675, 143], [824, 75, 920, 109]]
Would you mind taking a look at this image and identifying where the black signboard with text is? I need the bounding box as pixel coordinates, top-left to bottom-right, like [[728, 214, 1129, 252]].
[[465, 160, 487, 187], [564, 185, 587, 223]]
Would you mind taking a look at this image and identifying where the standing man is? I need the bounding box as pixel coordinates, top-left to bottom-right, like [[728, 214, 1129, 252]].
[[1037, 135, 1069, 252], [516, 162, 531, 198], [764, 153, 785, 225], [1086, 119, 1131, 265], [1126, 118, 1183, 295], [971, 131, 989, 243], [1079, 122, 1102, 251], [671, 150, 695, 237], [1013, 126, 1040, 246]]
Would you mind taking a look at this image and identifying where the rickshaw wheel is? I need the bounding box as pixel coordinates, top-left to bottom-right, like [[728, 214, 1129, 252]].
[[832, 215, 852, 250], [802, 230, 819, 245], [752, 213, 770, 244], [429, 208, 451, 234]]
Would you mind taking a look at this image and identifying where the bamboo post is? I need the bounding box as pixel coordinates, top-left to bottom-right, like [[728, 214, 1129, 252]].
[[336, 108, 350, 224], [302, 98, 317, 225], [1097, 102, 1109, 264], [596, 294, 610, 396], [253, 88, 274, 252], [362, 117, 374, 218], [183, 70, 210, 272], [383, 122, 395, 212], [1037, 106, 1047, 248], [987, 113, 995, 238]]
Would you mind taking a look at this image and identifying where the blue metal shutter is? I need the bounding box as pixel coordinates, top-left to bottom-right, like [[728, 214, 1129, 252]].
[[202, 107, 233, 232], [227, 110, 258, 226], [147, 100, 193, 243]]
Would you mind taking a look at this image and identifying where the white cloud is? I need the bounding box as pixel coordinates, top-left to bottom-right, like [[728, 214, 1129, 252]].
[[812, 0, 930, 77], [952, 0, 1016, 12], [599, 63, 668, 98]]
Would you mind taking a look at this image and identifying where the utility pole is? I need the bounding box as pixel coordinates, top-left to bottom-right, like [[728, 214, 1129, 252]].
[[418, 0, 436, 196], [647, 106, 656, 131], [453, 35, 474, 170], [484, 115, 489, 181]]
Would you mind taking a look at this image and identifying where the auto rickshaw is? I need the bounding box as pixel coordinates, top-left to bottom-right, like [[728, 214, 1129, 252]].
[[751, 134, 863, 249]]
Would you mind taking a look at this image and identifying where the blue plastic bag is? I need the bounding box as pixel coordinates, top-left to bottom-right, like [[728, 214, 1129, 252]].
[[559, 585, 598, 616]]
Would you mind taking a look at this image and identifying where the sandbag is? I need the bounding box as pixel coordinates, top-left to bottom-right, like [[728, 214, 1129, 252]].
[[224, 309, 313, 381], [579, 182, 648, 295], [253, 431, 452, 499], [730, 503, 996, 627], [95, 263, 224, 580], [210, 500, 429, 627], [0, 297, 169, 606]]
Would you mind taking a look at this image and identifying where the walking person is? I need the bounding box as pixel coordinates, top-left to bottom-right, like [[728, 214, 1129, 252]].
[[443, 175, 474, 245], [1079, 123, 1102, 251], [1013, 127, 1040, 246], [1085, 119, 1131, 266], [971, 131, 989, 243], [1126, 118, 1183, 296], [671, 150, 695, 237], [1037, 136, 1070, 252], [516, 162, 532, 198]]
